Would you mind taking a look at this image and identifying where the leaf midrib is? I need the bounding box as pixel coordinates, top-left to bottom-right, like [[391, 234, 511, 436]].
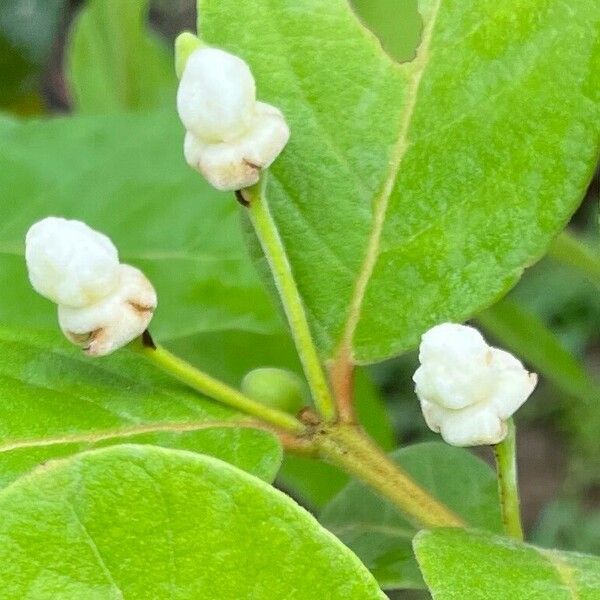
[[334, 0, 443, 363], [0, 420, 259, 454]]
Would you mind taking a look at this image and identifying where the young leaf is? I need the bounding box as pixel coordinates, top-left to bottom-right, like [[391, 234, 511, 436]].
[[0, 327, 282, 487], [66, 0, 175, 112], [200, 0, 600, 363], [320, 443, 502, 589], [414, 528, 600, 599], [0, 445, 386, 599], [0, 111, 280, 341]]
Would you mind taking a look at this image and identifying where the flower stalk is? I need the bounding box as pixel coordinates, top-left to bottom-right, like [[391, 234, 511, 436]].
[[134, 334, 305, 435], [493, 419, 524, 540], [244, 182, 337, 421]]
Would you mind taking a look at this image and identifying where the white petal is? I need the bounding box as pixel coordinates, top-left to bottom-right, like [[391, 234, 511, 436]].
[[439, 405, 507, 447], [419, 397, 445, 433], [184, 132, 260, 191], [489, 348, 537, 419], [239, 102, 290, 168], [26, 217, 119, 307], [58, 264, 157, 356], [177, 47, 256, 143]]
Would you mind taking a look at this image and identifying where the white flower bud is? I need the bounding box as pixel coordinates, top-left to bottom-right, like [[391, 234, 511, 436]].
[[25, 218, 157, 357], [413, 323, 537, 447], [25, 217, 119, 307], [58, 265, 157, 357], [177, 47, 290, 191]]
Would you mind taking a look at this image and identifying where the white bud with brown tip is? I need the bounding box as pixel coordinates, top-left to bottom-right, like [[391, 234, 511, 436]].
[[176, 46, 290, 191], [25, 218, 157, 356]]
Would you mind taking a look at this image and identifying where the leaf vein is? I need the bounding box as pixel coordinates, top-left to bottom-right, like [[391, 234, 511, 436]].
[[334, 0, 443, 361]]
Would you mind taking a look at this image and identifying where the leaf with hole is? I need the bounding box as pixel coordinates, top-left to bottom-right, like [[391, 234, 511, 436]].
[[200, 0, 600, 363]]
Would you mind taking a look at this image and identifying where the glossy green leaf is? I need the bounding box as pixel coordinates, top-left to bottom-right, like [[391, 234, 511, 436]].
[[169, 329, 394, 507], [0, 445, 386, 599], [0, 111, 280, 340], [200, 0, 600, 363], [320, 443, 502, 589], [67, 0, 175, 112], [414, 528, 600, 599], [0, 327, 282, 487]]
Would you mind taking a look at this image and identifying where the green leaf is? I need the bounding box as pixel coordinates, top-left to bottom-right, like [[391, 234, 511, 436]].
[[0, 326, 282, 487], [0, 445, 386, 599], [320, 443, 502, 589], [200, 0, 600, 363], [0, 111, 280, 340], [414, 528, 600, 599], [66, 0, 175, 112], [169, 329, 394, 507]]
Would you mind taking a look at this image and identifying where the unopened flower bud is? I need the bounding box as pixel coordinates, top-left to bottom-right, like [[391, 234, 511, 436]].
[[25, 217, 157, 357], [413, 323, 537, 447], [176, 45, 290, 191], [241, 367, 306, 414]]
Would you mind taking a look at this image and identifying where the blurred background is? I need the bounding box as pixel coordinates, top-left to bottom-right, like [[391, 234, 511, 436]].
[[1, 0, 599, 588]]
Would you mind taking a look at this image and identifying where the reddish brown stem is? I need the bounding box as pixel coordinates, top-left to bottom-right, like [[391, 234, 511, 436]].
[[329, 351, 356, 423]]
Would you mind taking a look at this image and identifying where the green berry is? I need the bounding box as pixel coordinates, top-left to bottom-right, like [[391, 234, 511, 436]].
[[241, 367, 306, 414]]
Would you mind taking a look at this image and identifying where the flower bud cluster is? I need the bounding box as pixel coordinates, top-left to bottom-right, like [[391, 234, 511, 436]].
[[26, 217, 156, 356], [413, 323, 537, 447], [176, 45, 290, 191]]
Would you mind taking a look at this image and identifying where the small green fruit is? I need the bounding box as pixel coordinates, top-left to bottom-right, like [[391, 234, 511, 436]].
[[241, 367, 306, 414]]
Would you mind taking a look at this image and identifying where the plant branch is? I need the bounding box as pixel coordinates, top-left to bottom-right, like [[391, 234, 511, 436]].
[[243, 182, 336, 421], [493, 419, 524, 540], [133, 335, 305, 434], [315, 423, 464, 528], [548, 230, 600, 287]]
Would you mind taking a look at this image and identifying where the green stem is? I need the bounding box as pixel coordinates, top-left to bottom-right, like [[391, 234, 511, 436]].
[[245, 183, 336, 421], [493, 419, 524, 540], [134, 337, 305, 434], [317, 423, 464, 528], [548, 231, 600, 287]]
